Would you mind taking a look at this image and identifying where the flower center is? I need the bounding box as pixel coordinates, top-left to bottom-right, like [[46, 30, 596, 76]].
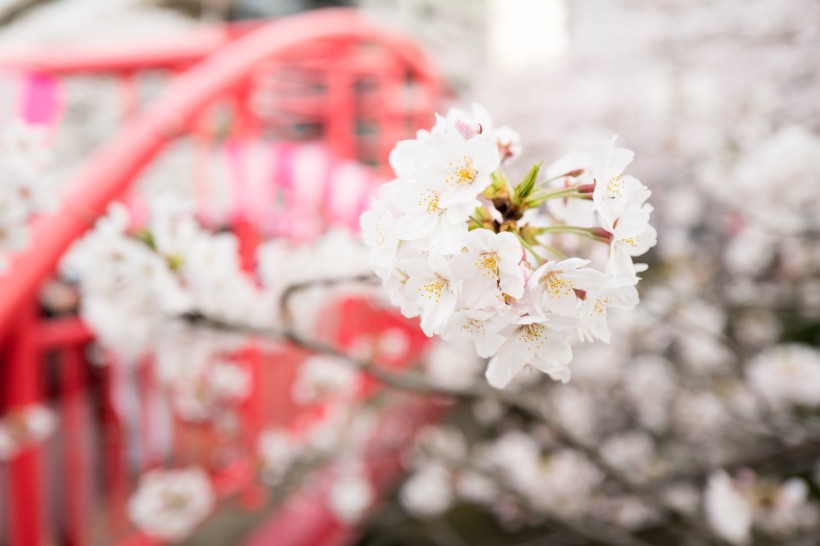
[[605, 173, 624, 197], [418, 189, 441, 215], [594, 297, 611, 316], [519, 323, 546, 350], [374, 224, 385, 246], [419, 274, 448, 303], [163, 491, 191, 512], [446, 155, 478, 186], [461, 318, 486, 335], [475, 251, 499, 279], [543, 272, 573, 298]]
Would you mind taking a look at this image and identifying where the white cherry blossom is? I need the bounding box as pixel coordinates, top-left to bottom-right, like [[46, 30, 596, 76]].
[[430, 103, 522, 164], [400, 462, 454, 517], [258, 429, 299, 485], [747, 344, 820, 408], [579, 273, 640, 343], [451, 229, 525, 309], [528, 258, 602, 318], [485, 317, 574, 388], [360, 198, 400, 277], [387, 178, 473, 254], [704, 471, 753, 545], [609, 219, 658, 279], [390, 130, 500, 208], [402, 252, 461, 336], [128, 467, 214, 541], [441, 309, 509, 358], [292, 355, 360, 403], [590, 137, 637, 228], [0, 405, 56, 462], [328, 465, 374, 523], [0, 120, 54, 269]]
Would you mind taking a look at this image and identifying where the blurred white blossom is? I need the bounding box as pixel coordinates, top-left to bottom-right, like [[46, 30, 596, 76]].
[[128, 467, 214, 541]]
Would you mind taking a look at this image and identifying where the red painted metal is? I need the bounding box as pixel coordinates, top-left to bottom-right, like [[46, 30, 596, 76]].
[[34, 316, 93, 349], [0, 8, 441, 545], [61, 345, 89, 546], [0, 23, 259, 74], [0, 8, 439, 335], [2, 304, 44, 546]]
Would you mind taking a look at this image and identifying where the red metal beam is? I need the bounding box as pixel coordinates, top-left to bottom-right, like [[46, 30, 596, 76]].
[[35, 316, 93, 350], [0, 8, 440, 337], [3, 304, 44, 546], [61, 345, 89, 546], [0, 22, 261, 74]]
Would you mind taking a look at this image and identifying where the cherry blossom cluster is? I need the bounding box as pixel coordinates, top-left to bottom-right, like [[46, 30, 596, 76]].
[[361, 105, 655, 388], [0, 120, 53, 271], [64, 198, 371, 360]]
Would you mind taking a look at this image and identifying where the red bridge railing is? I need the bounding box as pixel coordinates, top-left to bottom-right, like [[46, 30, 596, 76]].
[[0, 9, 440, 546]]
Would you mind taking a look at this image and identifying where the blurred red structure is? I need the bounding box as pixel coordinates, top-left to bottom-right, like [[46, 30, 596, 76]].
[[0, 9, 440, 546]]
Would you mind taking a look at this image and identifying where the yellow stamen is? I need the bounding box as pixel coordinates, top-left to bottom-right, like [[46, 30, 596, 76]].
[[445, 155, 478, 186], [519, 323, 546, 351], [418, 189, 441, 215], [543, 272, 573, 298], [475, 251, 499, 279], [594, 297, 611, 316], [419, 274, 448, 303], [461, 318, 485, 335], [605, 173, 624, 197]]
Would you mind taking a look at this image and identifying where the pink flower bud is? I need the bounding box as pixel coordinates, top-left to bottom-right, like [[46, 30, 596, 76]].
[[573, 288, 588, 301], [454, 119, 482, 139], [591, 227, 613, 241]]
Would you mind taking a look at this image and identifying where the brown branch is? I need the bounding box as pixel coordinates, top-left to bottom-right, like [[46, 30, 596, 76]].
[[277, 275, 718, 543], [179, 273, 720, 545]]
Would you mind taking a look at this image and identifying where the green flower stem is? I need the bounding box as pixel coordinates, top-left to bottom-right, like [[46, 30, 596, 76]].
[[537, 171, 581, 187], [526, 187, 585, 207], [537, 225, 612, 243], [536, 225, 594, 234], [516, 234, 547, 266], [541, 244, 567, 261]]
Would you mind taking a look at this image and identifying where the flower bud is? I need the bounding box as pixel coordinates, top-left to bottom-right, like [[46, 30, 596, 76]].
[[591, 227, 613, 242], [512, 162, 542, 203], [573, 288, 588, 300], [454, 119, 482, 139]]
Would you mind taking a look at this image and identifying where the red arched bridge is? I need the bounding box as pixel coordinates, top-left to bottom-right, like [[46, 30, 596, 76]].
[[0, 9, 441, 546]]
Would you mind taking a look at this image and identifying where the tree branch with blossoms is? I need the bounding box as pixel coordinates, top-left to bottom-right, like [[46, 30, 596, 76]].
[[181, 271, 720, 546], [62, 96, 820, 546]]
